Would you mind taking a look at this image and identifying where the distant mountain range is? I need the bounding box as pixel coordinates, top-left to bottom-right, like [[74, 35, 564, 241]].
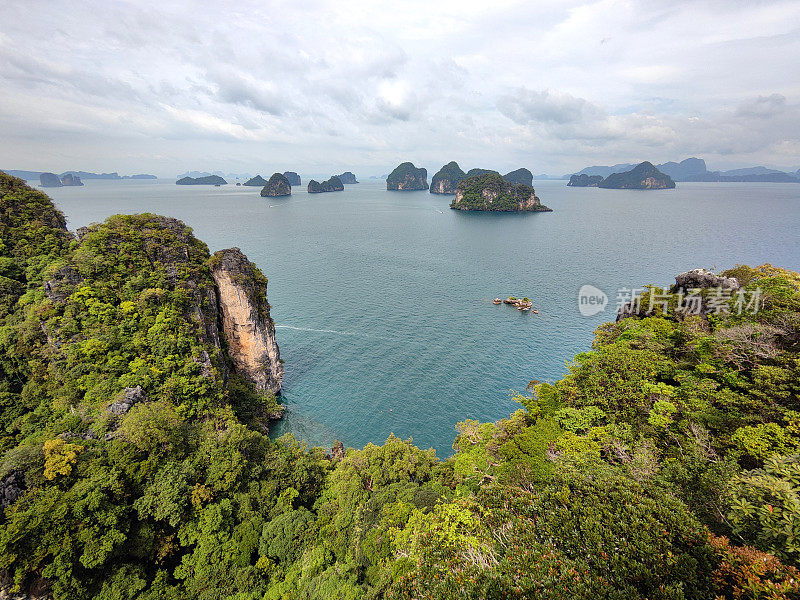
[[566, 158, 800, 183], [3, 169, 157, 181]]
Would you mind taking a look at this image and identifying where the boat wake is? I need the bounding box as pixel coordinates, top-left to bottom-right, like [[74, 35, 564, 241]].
[[275, 325, 359, 337]]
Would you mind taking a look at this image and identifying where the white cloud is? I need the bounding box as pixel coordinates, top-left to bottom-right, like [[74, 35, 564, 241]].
[[0, 0, 799, 176]]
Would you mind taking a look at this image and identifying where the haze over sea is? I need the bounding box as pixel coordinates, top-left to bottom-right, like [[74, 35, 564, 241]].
[[43, 178, 800, 456]]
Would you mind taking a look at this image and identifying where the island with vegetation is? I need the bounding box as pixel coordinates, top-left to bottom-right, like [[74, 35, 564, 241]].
[[430, 161, 466, 194], [386, 162, 428, 190], [1, 169, 799, 599], [598, 161, 676, 189], [260, 172, 292, 197], [502, 167, 533, 187], [431, 164, 535, 194], [450, 172, 552, 212], [243, 175, 268, 187], [308, 176, 344, 193], [176, 175, 227, 185], [283, 171, 301, 186], [567, 173, 604, 187], [335, 172, 358, 184]]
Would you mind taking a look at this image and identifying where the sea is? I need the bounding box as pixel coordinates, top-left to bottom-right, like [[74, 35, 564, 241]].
[[40, 177, 800, 456]]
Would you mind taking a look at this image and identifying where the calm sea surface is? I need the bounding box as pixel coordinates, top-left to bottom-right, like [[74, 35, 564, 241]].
[[41, 178, 800, 456]]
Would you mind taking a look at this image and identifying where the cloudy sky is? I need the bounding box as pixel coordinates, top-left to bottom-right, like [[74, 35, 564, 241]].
[[2, 0, 799, 177]]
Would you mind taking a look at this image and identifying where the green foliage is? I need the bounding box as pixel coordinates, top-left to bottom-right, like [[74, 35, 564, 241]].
[[729, 455, 800, 563], [450, 173, 549, 212], [2, 174, 800, 598]]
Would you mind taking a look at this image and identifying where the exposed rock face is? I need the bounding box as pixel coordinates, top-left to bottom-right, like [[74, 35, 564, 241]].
[[260, 173, 292, 197], [567, 174, 604, 187], [176, 175, 227, 185], [44, 265, 83, 303], [283, 171, 301, 186], [243, 175, 268, 187], [617, 268, 742, 321], [307, 176, 344, 193], [673, 268, 740, 292], [106, 386, 148, 415], [60, 173, 83, 186], [430, 161, 466, 194], [335, 172, 358, 184], [0, 471, 25, 510], [39, 172, 62, 187], [210, 248, 283, 394], [503, 168, 533, 187], [450, 173, 552, 212], [598, 162, 676, 189], [386, 162, 428, 190]]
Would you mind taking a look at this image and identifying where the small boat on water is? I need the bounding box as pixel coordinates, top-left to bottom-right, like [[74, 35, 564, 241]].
[[532, 309, 539, 314]]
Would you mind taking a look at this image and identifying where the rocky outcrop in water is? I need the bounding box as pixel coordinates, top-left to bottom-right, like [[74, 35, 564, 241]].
[[210, 248, 283, 394], [260, 173, 292, 197], [39, 172, 62, 187], [598, 162, 676, 190], [308, 176, 344, 193], [60, 173, 83, 186], [335, 172, 358, 184], [386, 162, 428, 190], [450, 174, 548, 212], [244, 175, 268, 187], [284, 171, 301, 186], [450, 173, 551, 212], [567, 174, 604, 187], [503, 168, 533, 187], [176, 175, 227, 185], [430, 161, 466, 194]]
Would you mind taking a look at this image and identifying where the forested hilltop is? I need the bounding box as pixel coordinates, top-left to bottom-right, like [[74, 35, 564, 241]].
[[1, 171, 799, 599]]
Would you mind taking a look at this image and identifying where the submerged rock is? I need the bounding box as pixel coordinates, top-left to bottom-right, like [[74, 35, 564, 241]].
[[430, 161, 466, 194], [450, 173, 552, 212], [210, 248, 283, 394], [243, 175, 268, 187], [260, 173, 292, 197], [598, 162, 676, 189], [387, 162, 428, 190]]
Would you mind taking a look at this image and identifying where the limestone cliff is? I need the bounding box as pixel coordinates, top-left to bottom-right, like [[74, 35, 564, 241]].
[[430, 161, 466, 194], [260, 173, 292, 197], [210, 248, 283, 394], [450, 173, 552, 212], [284, 171, 301, 186], [386, 162, 428, 190]]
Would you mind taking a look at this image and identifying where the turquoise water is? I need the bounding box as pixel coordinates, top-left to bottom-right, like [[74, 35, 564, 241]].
[[42, 178, 800, 456]]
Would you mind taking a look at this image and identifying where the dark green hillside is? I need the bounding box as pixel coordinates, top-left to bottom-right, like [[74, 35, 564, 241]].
[[0, 171, 798, 599]]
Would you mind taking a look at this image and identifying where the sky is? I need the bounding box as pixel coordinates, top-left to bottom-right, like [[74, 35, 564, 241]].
[[1, 0, 799, 178]]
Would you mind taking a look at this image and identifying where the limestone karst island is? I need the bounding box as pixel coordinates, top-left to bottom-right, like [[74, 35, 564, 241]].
[[2, 1, 800, 599]]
